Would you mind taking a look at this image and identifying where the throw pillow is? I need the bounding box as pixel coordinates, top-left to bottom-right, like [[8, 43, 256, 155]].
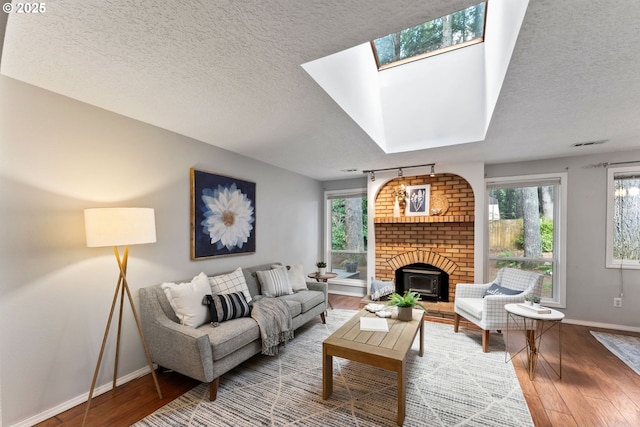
[[256, 267, 293, 297], [161, 272, 211, 328], [483, 283, 521, 297], [209, 267, 252, 303], [271, 263, 308, 291], [203, 292, 251, 326]]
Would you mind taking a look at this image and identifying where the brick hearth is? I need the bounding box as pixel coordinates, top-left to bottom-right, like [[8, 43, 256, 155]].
[[374, 173, 475, 301]]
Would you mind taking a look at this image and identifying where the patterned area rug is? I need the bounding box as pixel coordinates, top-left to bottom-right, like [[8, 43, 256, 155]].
[[134, 310, 533, 427], [591, 331, 640, 375]]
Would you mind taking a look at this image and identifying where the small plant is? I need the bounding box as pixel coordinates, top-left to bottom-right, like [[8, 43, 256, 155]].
[[523, 294, 534, 303], [387, 291, 428, 312], [532, 295, 541, 304], [316, 261, 327, 268]]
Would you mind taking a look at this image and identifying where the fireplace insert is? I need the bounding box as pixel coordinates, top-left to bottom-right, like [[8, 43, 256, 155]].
[[395, 264, 449, 302]]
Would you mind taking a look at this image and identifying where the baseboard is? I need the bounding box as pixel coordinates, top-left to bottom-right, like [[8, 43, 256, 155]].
[[328, 289, 366, 297], [563, 318, 640, 333], [10, 365, 152, 427]]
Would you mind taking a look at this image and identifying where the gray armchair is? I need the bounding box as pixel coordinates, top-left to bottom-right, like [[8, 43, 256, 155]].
[[453, 267, 543, 352]]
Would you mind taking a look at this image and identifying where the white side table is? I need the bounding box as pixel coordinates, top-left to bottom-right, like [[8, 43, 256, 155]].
[[504, 303, 565, 380]]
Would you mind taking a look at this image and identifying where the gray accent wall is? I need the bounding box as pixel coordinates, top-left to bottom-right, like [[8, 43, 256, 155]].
[[486, 151, 640, 329], [0, 76, 322, 426]]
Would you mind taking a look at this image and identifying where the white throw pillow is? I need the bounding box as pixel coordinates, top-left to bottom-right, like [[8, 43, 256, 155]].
[[161, 272, 211, 328], [278, 264, 308, 291], [209, 267, 252, 303], [257, 267, 293, 297]]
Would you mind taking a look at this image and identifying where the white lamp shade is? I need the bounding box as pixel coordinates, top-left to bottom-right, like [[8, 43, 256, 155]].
[[84, 208, 156, 247]]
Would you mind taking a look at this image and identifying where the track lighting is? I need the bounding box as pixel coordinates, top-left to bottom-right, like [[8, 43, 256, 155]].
[[363, 163, 435, 180]]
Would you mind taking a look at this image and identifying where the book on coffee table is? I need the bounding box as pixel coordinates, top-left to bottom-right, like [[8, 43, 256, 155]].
[[517, 303, 551, 314], [360, 317, 389, 332]]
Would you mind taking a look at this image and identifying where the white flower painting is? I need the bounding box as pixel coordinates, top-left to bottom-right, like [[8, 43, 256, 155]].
[[191, 169, 256, 259], [201, 184, 254, 250]]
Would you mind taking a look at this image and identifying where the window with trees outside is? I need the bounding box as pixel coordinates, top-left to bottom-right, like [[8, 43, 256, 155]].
[[371, 2, 486, 70], [606, 166, 640, 269], [486, 174, 567, 306], [325, 190, 367, 286]]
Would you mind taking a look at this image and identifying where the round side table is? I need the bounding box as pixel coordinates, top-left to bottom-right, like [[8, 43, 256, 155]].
[[505, 303, 564, 380], [308, 272, 337, 282]]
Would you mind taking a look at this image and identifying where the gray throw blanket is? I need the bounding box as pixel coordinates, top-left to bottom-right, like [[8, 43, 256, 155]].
[[251, 296, 294, 356]]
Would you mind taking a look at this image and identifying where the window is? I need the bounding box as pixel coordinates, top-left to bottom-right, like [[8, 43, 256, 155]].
[[606, 166, 640, 269], [371, 2, 486, 70], [324, 189, 368, 287], [486, 173, 567, 306]]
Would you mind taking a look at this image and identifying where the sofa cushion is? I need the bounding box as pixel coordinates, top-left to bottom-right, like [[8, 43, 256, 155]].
[[281, 298, 302, 317], [204, 292, 251, 325], [200, 317, 260, 361], [455, 297, 484, 320], [278, 290, 324, 313], [256, 267, 294, 297], [483, 283, 521, 297], [209, 267, 252, 303], [161, 272, 211, 328]]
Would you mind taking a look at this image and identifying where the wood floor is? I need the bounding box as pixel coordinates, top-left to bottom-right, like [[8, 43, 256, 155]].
[[37, 294, 640, 427]]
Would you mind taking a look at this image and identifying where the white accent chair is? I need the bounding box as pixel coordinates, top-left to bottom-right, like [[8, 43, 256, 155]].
[[453, 267, 544, 352]]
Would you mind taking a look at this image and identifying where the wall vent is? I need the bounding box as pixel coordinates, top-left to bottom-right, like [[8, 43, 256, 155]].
[[572, 139, 608, 147]]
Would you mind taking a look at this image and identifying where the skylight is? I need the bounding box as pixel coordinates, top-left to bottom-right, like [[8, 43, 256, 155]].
[[301, 0, 529, 154], [371, 2, 487, 70]]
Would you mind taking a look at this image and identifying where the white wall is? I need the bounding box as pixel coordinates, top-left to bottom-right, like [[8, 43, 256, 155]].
[[486, 151, 640, 329], [0, 76, 322, 426]]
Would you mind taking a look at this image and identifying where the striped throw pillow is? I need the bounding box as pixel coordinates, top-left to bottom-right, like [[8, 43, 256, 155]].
[[203, 292, 251, 326], [256, 267, 293, 297]]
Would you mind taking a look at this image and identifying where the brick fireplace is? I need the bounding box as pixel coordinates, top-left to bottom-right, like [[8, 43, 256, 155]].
[[374, 174, 475, 302]]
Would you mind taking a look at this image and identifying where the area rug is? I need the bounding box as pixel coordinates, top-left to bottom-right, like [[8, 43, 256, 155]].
[[133, 310, 533, 427], [590, 331, 640, 376]]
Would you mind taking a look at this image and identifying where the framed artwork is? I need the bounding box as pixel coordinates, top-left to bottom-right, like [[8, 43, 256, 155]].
[[405, 184, 430, 216], [190, 168, 256, 259]]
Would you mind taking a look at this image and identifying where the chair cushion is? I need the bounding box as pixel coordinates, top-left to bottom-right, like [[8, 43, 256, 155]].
[[483, 283, 521, 297], [455, 297, 484, 320], [278, 290, 324, 313], [200, 317, 260, 361]]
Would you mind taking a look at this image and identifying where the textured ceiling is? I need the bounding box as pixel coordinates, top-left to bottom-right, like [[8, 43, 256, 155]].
[[2, 0, 640, 180]]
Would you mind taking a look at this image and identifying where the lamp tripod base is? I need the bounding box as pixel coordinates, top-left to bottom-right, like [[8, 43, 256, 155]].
[[82, 246, 162, 427]]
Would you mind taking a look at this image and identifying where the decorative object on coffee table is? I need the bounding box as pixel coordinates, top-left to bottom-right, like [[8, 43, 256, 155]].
[[387, 290, 428, 321]]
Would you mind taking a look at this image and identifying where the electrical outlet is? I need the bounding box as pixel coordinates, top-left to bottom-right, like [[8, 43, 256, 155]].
[[613, 297, 622, 308]]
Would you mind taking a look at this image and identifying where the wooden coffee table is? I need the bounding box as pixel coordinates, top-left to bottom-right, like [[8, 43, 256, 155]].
[[322, 309, 424, 425]]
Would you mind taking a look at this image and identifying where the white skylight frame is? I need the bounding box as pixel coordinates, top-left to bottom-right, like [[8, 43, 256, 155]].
[[301, 0, 529, 154]]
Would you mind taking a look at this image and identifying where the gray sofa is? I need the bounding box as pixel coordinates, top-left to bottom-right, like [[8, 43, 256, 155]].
[[139, 262, 328, 400]]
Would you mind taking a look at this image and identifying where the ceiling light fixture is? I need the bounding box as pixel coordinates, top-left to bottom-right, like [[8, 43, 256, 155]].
[[363, 163, 436, 181]]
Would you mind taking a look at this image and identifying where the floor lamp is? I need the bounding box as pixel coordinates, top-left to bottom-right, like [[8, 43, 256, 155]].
[[82, 208, 163, 427]]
